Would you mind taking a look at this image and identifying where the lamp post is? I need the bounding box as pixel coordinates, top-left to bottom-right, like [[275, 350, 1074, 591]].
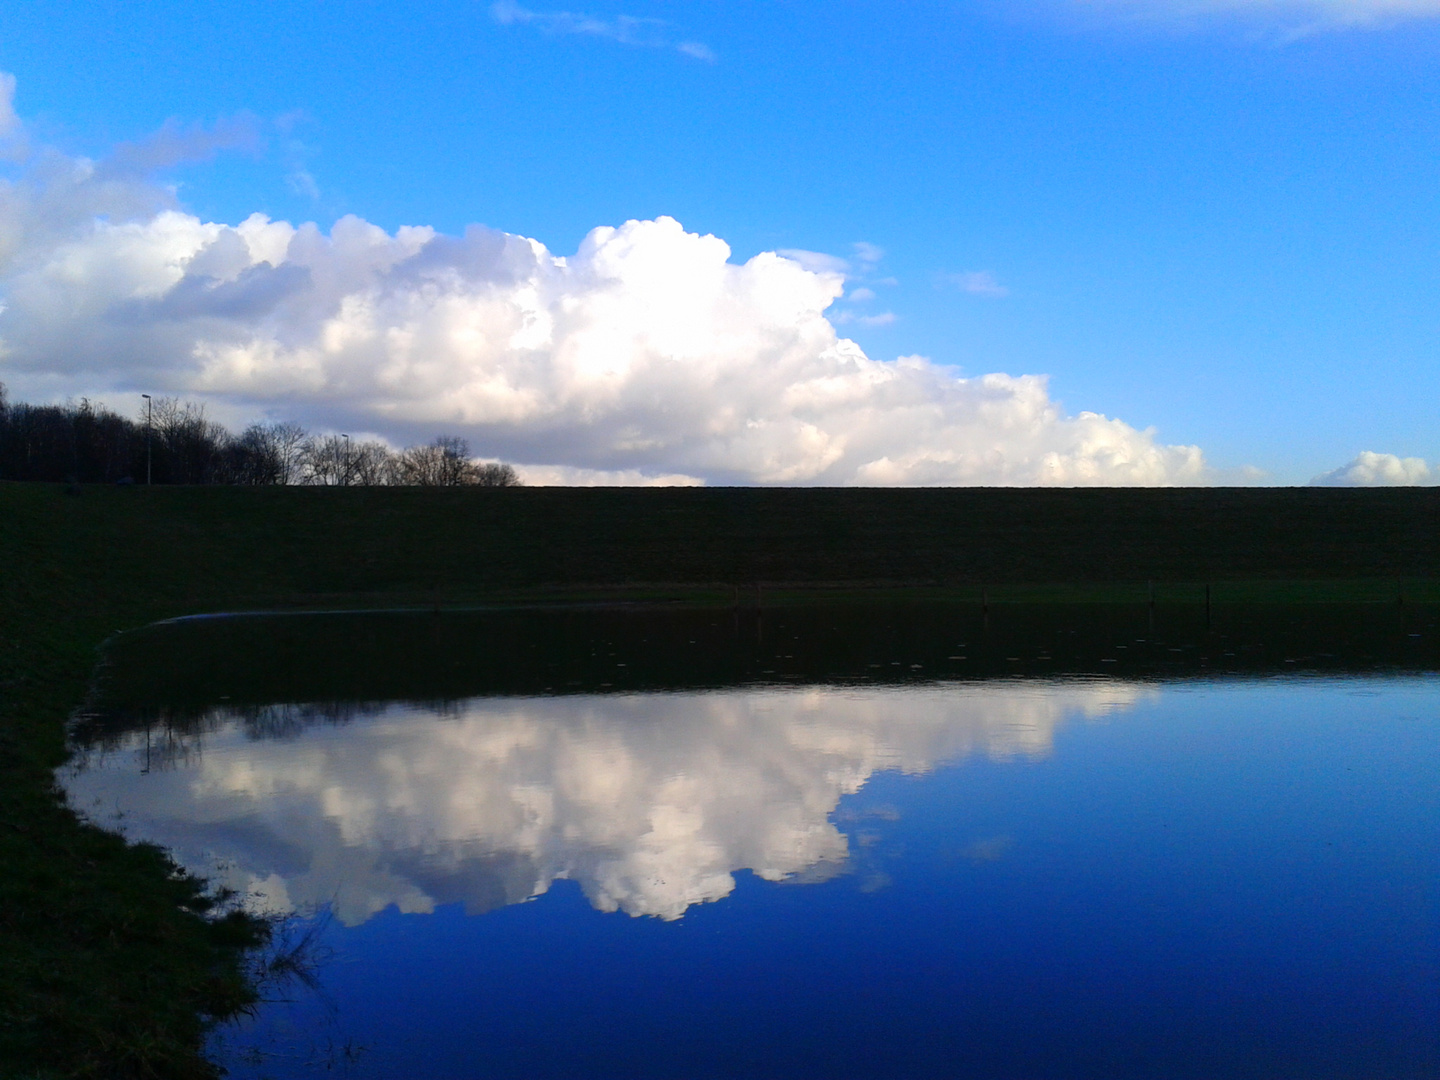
[[141, 394, 152, 485], [340, 433, 350, 486]]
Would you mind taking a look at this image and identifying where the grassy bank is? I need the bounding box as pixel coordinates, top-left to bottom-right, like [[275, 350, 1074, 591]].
[[2, 481, 1438, 1077]]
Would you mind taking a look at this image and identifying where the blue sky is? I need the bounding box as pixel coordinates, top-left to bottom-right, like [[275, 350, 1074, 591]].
[[0, 0, 1436, 484]]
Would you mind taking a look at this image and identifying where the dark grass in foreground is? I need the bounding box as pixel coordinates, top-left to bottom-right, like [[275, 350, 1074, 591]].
[[1, 480, 1438, 1078]]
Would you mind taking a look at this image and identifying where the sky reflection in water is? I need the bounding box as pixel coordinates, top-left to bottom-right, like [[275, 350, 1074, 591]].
[[64, 670, 1439, 1079]]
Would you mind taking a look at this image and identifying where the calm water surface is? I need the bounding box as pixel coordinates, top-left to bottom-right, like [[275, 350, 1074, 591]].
[[64, 607, 1439, 1079]]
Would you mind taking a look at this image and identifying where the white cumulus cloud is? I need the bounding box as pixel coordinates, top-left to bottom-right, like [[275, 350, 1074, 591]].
[[1311, 451, 1434, 486], [0, 75, 1206, 486]]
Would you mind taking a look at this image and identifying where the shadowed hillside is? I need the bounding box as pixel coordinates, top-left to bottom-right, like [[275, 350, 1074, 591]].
[[3, 484, 1438, 605], [1, 480, 1437, 1078]]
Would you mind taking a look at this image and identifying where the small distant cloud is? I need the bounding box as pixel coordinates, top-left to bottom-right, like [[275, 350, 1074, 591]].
[[778, 242, 887, 281], [777, 248, 850, 276], [1311, 451, 1434, 486], [0, 72, 19, 138], [1203, 463, 1268, 484], [285, 169, 320, 200], [847, 287, 876, 302], [852, 241, 885, 266], [940, 270, 1009, 298], [676, 41, 717, 62], [832, 310, 897, 327], [103, 114, 262, 176], [273, 111, 323, 202], [490, 1, 716, 61], [1069, 0, 1440, 36], [1237, 464, 1269, 484], [274, 109, 309, 135], [962, 836, 1012, 862], [0, 72, 25, 161]]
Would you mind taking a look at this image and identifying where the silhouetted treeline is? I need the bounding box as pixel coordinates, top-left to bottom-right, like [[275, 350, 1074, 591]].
[[0, 384, 520, 486]]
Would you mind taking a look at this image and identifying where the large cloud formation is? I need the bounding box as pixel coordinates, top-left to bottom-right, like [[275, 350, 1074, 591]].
[[65, 683, 1147, 925], [0, 77, 1205, 486]]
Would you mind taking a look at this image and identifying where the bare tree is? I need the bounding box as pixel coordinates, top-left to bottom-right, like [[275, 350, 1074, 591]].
[[393, 436, 518, 486], [300, 434, 399, 486], [432, 436, 475, 485], [219, 426, 282, 485], [263, 421, 310, 485], [395, 437, 464, 486], [472, 461, 521, 487], [348, 440, 400, 486], [299, 434, 353, 486], [144, 397, 229, 483]]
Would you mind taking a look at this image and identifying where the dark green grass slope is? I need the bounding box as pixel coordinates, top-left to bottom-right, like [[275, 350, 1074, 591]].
[[1, 480, 1437, 1078], [6, 483, 1438, 600]]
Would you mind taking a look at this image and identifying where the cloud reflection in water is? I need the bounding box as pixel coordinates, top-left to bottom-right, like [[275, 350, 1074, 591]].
[[65, 683, 1146, 925]]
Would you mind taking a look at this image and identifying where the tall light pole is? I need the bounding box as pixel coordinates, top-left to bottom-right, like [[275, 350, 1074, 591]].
[[141, 394, 152, 485], [340, 433, 350, 486]]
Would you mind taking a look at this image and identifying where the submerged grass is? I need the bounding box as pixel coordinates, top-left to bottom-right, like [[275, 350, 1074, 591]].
[[1, 480, 1437, 1077]]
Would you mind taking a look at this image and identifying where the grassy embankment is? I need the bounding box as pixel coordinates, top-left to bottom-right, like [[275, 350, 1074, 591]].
[[2, 481, 1438, 1078]]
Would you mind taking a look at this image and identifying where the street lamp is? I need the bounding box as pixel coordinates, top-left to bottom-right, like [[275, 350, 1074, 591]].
[[340, 433, 350, 486], [141, 394, 152, 485]]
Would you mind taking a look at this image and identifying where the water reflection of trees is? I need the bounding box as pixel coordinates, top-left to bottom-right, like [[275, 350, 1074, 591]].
[[73, 699, 471, 766]]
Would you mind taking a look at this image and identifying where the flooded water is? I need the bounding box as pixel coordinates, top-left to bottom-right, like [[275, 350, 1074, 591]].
[[64, 605, 1439, 1079]]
